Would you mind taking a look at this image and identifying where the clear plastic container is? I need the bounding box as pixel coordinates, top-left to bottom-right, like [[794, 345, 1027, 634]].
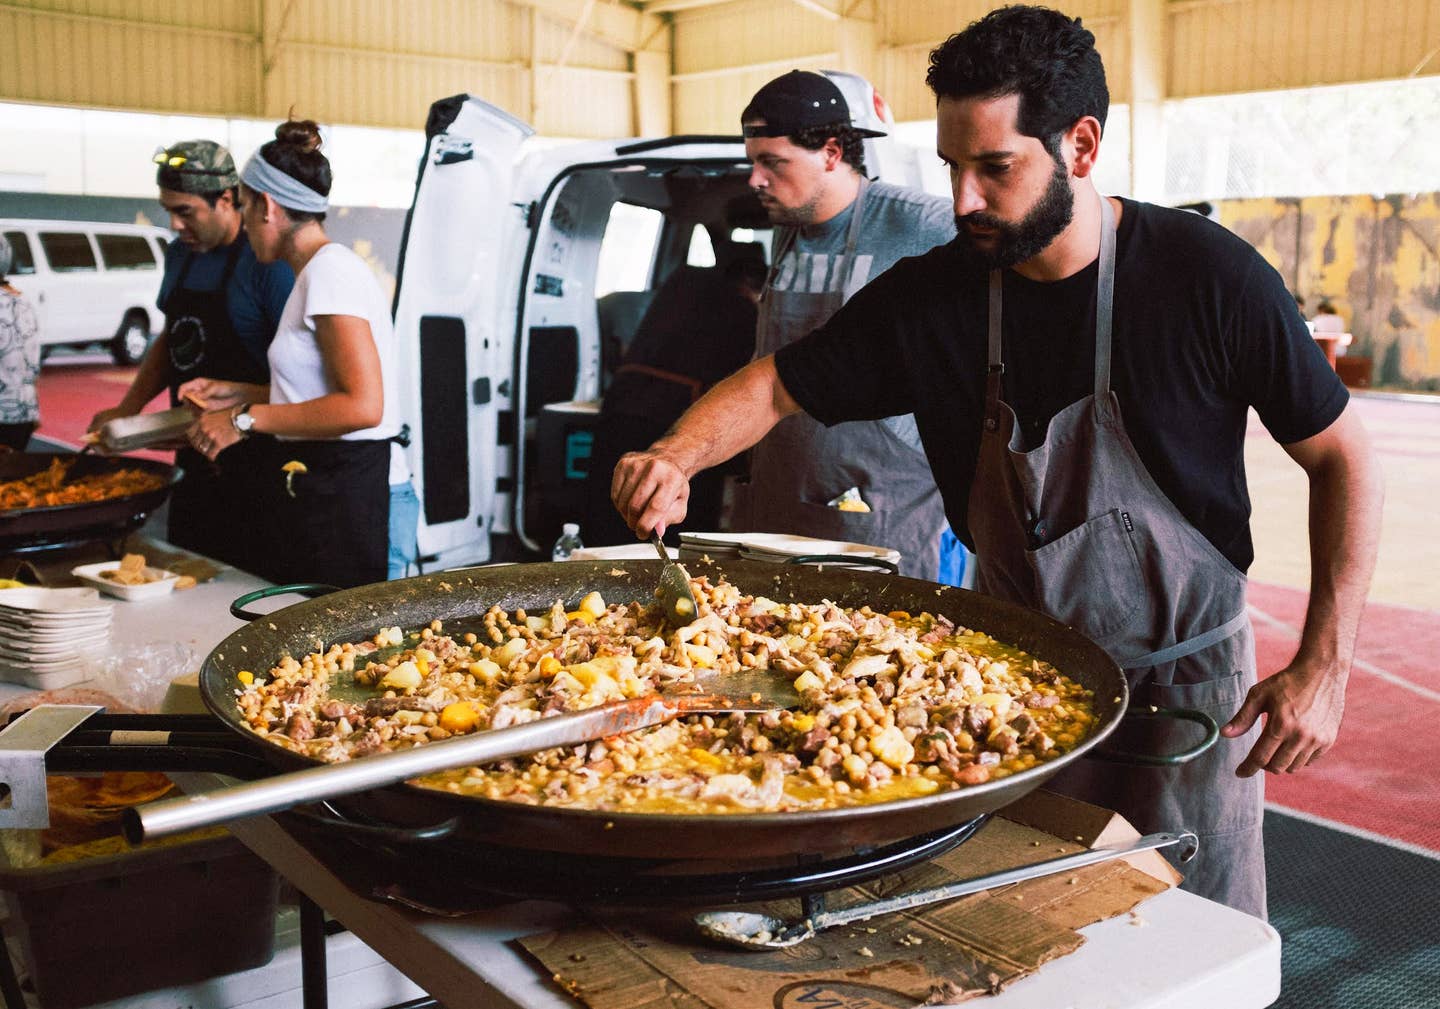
[[551, 522, 584, 561]]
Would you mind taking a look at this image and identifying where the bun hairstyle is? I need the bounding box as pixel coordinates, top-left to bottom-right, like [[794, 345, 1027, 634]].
[[258, 118, 332, 222]]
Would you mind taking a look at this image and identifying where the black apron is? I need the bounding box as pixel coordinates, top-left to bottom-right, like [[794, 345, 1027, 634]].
[[249, 437, 390, 589], [161, 240, 270, 574], [967, 196, 1266, 918]]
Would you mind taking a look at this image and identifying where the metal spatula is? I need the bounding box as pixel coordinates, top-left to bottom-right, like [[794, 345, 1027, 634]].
[[129, 678, 800, 843], [650, 530, 699, 626]]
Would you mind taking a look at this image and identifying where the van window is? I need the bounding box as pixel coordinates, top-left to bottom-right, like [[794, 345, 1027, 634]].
[[97, 234, 158, 270], [2, 232, 35, 275], [595, 203, 662, 296], [38, 232, 97, 272], [686, 225, 715, 267], [731, 227, 773, 260]]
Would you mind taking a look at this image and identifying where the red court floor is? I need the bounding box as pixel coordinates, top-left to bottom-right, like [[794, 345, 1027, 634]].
[[1250, 581, 1438, 852], [34, 355, 173, 462], [30, 358, 1440, 855]]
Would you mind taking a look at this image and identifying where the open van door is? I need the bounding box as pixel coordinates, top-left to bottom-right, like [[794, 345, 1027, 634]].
[[391, 96, 533, 569]]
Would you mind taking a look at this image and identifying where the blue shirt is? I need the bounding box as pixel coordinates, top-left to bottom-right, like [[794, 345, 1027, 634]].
[[157, 232, 294, 374]]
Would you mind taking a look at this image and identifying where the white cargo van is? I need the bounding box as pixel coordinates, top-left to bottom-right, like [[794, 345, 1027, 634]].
[[391, 73, 927, 569], [0, 219, 170, 364]]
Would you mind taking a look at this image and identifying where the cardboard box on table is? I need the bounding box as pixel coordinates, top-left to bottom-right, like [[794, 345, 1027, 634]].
[[521, 790, 1182, 1009]]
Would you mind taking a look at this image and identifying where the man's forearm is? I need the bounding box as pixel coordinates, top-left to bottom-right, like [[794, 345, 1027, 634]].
[[1297, 431, 1384, 671], [652, 355, 800, 476]]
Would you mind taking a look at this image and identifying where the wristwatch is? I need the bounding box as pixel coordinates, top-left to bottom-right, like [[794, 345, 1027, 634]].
[[231, 404, 256, 438]]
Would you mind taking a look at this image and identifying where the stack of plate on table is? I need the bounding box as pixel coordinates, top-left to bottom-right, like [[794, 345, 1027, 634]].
[[676, 532, 747, 561], [678, 531, 901, 570], [0, 587, 113, 690]]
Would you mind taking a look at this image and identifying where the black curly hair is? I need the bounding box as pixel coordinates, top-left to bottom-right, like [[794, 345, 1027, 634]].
[[790, 123, 868, 176], [926, 5, 1108, 157]]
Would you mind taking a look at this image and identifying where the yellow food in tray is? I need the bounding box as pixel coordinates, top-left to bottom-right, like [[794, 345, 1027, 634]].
[[234, 578, 1096, 815], [100, 553, 161, 586]]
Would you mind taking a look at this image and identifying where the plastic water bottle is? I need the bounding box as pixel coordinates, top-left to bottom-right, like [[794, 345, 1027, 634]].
[[551, 522, 583, 561]]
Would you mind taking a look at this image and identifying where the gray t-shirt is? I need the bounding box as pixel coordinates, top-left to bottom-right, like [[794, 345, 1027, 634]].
[[765, 180, 955, 326]]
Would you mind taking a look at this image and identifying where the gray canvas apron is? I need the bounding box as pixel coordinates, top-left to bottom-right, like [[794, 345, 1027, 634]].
[[967, 196, 1266, 918], [742, 179, 949, 580]]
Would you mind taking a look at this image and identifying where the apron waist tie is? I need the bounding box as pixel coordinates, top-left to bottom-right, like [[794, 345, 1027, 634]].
[[1119, 608, 1249, 670]]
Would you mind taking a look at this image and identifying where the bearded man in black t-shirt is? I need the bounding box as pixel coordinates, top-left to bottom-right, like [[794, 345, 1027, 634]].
[[611, 5, 1383, 919]]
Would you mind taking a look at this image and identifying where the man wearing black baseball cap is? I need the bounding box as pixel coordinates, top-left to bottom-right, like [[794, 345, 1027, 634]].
[[733, 70, 958, 581], [90, 139, 294, 571]]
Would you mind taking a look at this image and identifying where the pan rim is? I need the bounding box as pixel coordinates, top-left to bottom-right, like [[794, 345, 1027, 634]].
[[199, 560, 1130, 834], [0, 453, 182, 521]]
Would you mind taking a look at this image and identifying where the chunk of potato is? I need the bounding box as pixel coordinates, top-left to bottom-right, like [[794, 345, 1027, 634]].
[[578, 591, 606, 618], [380, 660, 421, 691], [868, 725, 915, 771]]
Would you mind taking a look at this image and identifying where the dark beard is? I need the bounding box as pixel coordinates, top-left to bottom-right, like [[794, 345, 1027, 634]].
[[953, 157, 1074, 270], [763, 194, 822, 227]]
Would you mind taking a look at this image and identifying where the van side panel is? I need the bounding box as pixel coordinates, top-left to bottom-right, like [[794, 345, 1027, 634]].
[[388, 99, 532, 569]]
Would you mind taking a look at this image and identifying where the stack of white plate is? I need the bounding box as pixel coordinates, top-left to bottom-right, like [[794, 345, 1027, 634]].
[[677, 532, 747, 562], [678, 531, 901, 570], [0, 587, 113, 689]]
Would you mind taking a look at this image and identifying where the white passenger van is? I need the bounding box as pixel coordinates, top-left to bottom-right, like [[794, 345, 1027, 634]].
[[391, 73, 930, 569], [0, 219, 170, 364]]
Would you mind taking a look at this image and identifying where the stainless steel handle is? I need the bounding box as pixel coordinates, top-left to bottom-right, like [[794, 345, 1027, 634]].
[[126, 697, 679, 843], [810, 830, 1197, 931]]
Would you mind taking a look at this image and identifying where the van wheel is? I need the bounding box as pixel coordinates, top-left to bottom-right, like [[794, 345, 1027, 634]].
[[112, 315, 151, 366]]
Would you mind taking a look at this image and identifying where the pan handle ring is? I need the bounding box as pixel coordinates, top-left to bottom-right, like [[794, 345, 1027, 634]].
[[281, 804, 462, 844], [784, 554, 900, 575], [230, 583, 342, 622], [1086, 707, 1220, 766]]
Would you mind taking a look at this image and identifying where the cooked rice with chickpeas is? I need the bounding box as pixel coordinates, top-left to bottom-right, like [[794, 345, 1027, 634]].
[[233, 576, 1096, 813]]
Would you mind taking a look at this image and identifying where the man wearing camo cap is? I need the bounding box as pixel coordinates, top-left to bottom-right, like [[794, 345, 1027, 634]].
[[90, 139, 294, 571]]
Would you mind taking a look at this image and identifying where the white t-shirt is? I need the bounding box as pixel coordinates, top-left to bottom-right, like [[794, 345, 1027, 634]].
[[267, 243, 410, 484]]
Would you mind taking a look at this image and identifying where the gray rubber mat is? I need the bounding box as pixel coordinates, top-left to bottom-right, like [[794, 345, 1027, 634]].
[[1266, 808, 1440, 1008]]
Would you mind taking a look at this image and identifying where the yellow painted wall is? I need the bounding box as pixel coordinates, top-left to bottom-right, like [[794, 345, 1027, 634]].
[[1221, 194, 1440, 389]]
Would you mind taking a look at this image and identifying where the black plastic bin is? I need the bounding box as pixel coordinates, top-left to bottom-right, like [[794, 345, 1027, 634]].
[[0, 834, 279, 1009]]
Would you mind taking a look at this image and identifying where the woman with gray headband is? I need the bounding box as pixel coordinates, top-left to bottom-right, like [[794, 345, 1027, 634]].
[[0, 233, 41, 451], [178, 119, 411, 587]]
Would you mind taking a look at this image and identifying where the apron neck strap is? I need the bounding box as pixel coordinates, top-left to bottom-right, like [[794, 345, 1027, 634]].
[[984, 192, 1120, 405], [984, 271, 1004, 426], [839, 177, 869, 270], [1093, 193, 1117, 397]]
